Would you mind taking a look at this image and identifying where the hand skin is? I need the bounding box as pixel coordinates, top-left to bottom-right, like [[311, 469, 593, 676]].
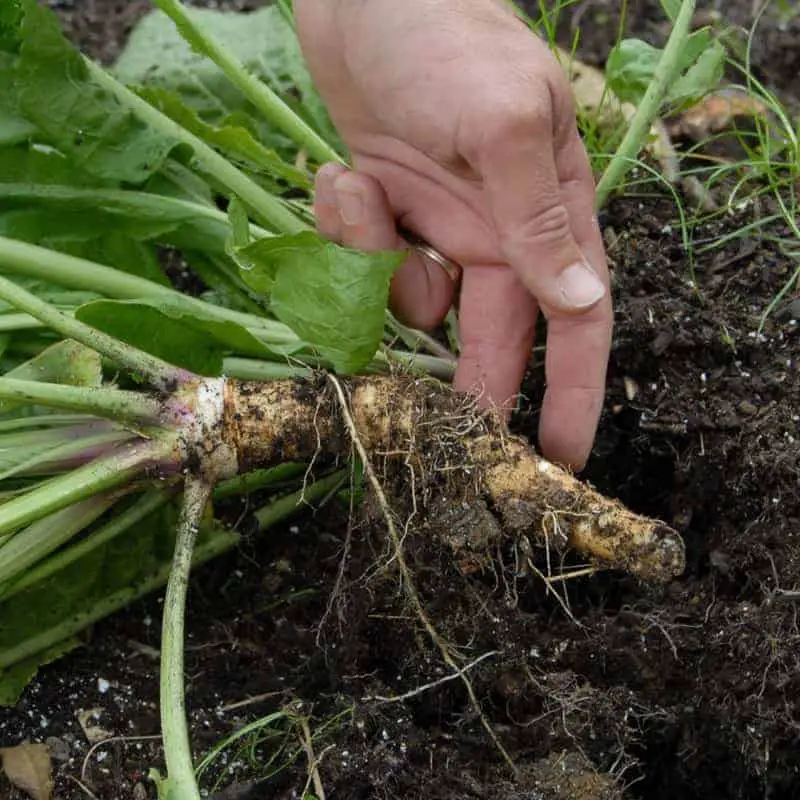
[[293, 0, 613, 470]]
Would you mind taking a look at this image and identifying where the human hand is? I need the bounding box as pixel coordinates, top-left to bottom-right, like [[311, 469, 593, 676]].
[[293, 0, 612, 470]]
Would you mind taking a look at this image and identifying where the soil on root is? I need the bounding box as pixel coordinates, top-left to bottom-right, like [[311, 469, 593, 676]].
[[1, 2, 799, 799]]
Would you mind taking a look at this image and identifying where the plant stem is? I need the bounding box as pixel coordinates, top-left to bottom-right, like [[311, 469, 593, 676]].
[[212, 462, 306, 500], [389, 317, 458, 362], [253, 469, 347, 529], [0, 525, 240, 670], [221, 357, 313, 380], [595, 0, 696, 207], [0, 236, 300, 343], [160, 477, 211, 800], [0, 488, 176, 601], [0, 495, 117, 587], [86, 60, 309, 235], [0, 415, 99, 432], [0, 184, 273, 251], [0, 439, 174, 538], [376, 348, 457, 381], [0, 275, 188, 389], [0, 313, 47, 332], [0, 429, 134, 480], [0, 378, 162, 423], [153, 0, 343, 166]]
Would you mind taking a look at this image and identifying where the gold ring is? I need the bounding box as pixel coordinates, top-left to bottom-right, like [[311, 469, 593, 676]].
[[413, 242, 463, 284]]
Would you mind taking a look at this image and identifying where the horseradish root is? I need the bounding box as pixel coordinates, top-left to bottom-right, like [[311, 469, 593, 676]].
[[219, 375, 685, 583]]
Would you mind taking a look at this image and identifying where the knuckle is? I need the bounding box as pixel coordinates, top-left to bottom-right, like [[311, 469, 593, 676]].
[[500, 202, 573, 252], [474, 89, 553, 149], [545, 61, 575, 107]]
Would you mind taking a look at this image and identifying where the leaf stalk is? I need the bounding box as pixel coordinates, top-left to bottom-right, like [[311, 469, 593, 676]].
[[86, 59, 309, 235], [595, 0, 696, 207], [159, 477, 210, 800], [153, 0, 344, 166], [0, 377, 163, 423], [0, 275, 188, 390]]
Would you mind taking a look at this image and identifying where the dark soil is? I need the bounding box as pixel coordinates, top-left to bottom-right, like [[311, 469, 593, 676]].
[[2, 2, 799, 799]]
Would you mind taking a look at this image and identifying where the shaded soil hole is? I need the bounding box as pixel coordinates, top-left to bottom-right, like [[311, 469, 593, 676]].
[[629, 716, 787, 800]]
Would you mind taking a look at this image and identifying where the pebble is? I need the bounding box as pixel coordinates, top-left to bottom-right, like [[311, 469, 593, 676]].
[[45, 736, 72, 762], [738, 400, 758, 416]]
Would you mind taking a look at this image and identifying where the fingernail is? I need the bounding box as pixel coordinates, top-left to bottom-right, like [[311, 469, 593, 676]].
[[315, 181, 336, 209], [558, 261, 606, 309], [314, 163, 347, 208], [336, 188, 363, 225]]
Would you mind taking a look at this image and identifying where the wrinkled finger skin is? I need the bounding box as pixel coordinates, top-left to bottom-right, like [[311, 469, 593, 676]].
[[293, 0, 613, 471]]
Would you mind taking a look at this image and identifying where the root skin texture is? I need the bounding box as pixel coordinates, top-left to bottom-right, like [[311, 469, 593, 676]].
[[222, 375, 685, 583]]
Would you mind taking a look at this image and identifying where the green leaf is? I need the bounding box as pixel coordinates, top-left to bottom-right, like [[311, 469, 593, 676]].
[[0, 340, 102, 415], [113, 5, 341, 156], [228, 197, 252, 249], [0, 54, 35, 147], [0, 2, 23, 49], [10, 0, 184, 184], [183, 251, 266, 315], [75, 302, 223, 375], [237, 232, 405, 373], [0, 183, 233, 255], [75, 298, 289, 376], [666, 38, 726, 105], [659, 0, 680, 21], [143, 160, 216, 208], [0, 143, 236, 271], [58, 237, 171, 288], [0, 638, 79, 706], [138, 87, 313, 191], [4, 340, 102, 386], [606, 31, 725, 107], [605, 39, 662, 105], [0, 147, 173, 276], [0, 142, 113, 188], [0, 497, 182, 702]]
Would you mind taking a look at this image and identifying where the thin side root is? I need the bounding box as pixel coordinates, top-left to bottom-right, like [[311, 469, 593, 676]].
[[326, 375, 518, 775]]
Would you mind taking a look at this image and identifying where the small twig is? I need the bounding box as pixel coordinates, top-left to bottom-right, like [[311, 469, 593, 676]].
[[297, 717, 329, 800], [543, 566, 598, 583], [66, 774, 101, 800], [81, 735, 162, 781], [363, 650, 501, 704], [218, 692, 283, 713], [327, 374, 518, 776]]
